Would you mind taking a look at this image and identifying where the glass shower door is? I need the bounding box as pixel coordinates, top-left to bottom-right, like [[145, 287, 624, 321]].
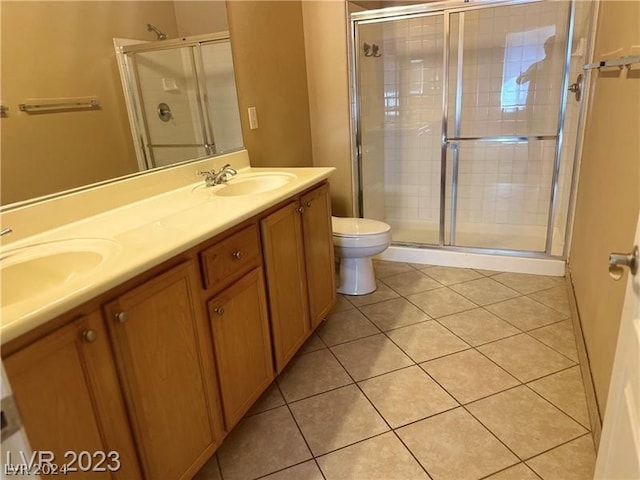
[[444, 2, 570, 252], [357, 14, 444, 246], [131, 46, 212, 168]]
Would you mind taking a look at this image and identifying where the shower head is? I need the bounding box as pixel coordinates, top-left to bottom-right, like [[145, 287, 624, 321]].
[[147, 24, 168, 40]]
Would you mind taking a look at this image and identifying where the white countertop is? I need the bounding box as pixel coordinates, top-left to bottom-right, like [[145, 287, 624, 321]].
[[0, 153, 335, 344]]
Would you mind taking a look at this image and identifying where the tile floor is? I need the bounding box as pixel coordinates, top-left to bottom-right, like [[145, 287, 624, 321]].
[[194, 261, 596, 480]]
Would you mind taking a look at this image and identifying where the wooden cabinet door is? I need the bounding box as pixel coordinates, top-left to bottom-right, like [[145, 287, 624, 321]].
[[261, 201, 310, 373], [5, 312, 141, 480], [301, 183, 336, 328], [104, 262, 224, 480], [208, 268, 274, 429]]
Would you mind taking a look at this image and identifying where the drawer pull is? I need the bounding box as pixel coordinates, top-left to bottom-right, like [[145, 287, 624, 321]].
[[214, 307, 225, 316], [115, 311, 129, 323], [82, 329, 97, 343], [232, 250, 243, 260], [306, 201, 312, 208], [296, 206, 304, 214]]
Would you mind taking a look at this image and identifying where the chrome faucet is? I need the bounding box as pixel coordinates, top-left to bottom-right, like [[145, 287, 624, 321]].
[[198, 164, 238, 187], [0, 227, 12, 237]]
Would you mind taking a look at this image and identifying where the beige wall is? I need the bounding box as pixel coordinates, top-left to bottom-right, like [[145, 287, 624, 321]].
[[568, 1, 640, 417], [226, 1, 313, 169], [302, 1, 354, 216], [0, 2, 179, 204], [174, 0, 229, 37]]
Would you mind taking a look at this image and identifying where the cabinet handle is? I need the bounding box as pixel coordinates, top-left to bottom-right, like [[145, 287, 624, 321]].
[[82, 329, 97, 343], [296, 206, 304, 214], [306, 201, 312, 208], [213, 307, 224, 316], [232, 250, 242, 260], [115, 311, 129, 323]]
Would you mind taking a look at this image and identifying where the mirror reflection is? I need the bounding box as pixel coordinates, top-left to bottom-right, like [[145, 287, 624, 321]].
[[1, 1, 242, 206]]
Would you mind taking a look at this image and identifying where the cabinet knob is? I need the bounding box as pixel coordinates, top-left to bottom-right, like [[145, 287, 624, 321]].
[[213, 307, 224, 316], [306, 201, 312, 208], [296, 206, 304, 214], [115, 311, 129, 323], [82, 329, 97, 343], [232, 250, 243, 260]]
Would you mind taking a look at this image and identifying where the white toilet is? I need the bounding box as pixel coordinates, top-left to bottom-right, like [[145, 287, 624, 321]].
[[332, 216, 392, 295]]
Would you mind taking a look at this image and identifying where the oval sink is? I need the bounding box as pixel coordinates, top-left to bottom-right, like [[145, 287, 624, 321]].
[[216, 173, 295, 197], [0, 238, 120, 307], [192, 172, 296, 198]]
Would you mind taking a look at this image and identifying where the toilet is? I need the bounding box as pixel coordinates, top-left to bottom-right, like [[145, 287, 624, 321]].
[[332, 216, 392, 295]]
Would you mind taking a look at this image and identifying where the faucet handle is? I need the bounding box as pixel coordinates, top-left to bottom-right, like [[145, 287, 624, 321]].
[[198, 170, 214, 176]]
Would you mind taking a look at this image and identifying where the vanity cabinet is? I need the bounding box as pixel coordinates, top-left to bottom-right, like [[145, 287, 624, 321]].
[[4, 311, 142, 479], [300, 183, 336, 329], [261, 183, 336, 372], [2, 178, 335, 480], [104, 261, 224, 480], [206, 268, 273, 429]]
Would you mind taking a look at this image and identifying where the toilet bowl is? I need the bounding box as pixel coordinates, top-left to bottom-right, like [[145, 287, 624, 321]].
[[332, 216, 392, 295]]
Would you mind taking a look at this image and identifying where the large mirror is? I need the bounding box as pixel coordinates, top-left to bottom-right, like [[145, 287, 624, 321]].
[[0, 1, 242, 207]]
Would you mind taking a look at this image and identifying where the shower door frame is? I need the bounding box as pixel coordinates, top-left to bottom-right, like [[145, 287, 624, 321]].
[[349, 0, 578, 258], [118, 32, 233, 170]]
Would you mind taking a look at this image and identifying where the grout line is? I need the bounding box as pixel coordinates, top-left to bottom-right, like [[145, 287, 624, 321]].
[[523, 378, 592, 430]]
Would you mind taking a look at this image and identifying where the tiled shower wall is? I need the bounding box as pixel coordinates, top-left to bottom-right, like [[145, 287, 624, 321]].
[[359, 0, 586, 253]]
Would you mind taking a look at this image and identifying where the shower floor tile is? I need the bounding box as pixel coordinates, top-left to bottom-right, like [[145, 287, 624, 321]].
[[199, 261, 596, 480]]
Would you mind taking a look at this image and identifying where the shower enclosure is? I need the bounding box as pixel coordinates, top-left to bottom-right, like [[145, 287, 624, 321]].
[[351, 0, 592, 259], [115, 32, 243, 170]]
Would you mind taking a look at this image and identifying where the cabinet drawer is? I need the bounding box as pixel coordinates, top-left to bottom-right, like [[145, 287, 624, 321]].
[[200, 224, 261, 291]]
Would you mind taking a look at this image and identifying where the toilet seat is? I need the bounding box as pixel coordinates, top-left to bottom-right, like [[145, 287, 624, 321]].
[[332, 217, 391, 237]]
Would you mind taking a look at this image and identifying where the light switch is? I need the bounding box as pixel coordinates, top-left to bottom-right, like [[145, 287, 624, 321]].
[[248, 107, 258, 130]]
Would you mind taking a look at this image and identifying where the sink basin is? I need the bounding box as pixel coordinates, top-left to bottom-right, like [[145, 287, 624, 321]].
[[193, 172, 296, 198], [0, 238, 120, 307]]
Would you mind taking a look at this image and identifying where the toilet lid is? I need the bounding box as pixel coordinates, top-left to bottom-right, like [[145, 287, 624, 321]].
[[332, 217, 391, 237]]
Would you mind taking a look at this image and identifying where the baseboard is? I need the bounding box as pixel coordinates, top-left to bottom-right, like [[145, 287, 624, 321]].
[[565, 269, 603, 448]]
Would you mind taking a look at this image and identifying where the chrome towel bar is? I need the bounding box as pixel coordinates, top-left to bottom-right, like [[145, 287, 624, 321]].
[[19, 98, 100, 113]]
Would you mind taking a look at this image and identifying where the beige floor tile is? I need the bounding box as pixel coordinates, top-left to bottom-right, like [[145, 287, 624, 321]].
[[406, 287, 478, 318], [397, 407, 518, 480], [316, 308, 379, 346], [466, 386, 587, 459], [528, 320, 578, 362], [374, 260, 416, 278], [246, 381, 285, 416], [421, 349, 519, 404], [422, 266, 484, 285], [329, 295, 354, 314], [297, 332, 327, 355], [526, 435, 596, 480], [277, 349, 352, 402], [317, 432, 430, 480], [528, 366, 590, 427], [359, 297, 431, 331], [529, 286, 571, 316], [484, 463, 540, 480], [289, 385, 389, 456], [193, 454, 222, 480], [474, 269, 501, 276], [217, 406, 312, 480], [330, 334, 413, 381], [387, 321, 470, 363], [359, 366, 457, 428], [437, 308, 521, 346], [492, 272, 563, 295], [486, 296, 566, 331], [382, 270, 442, 296], [261, 460, 324, 480], [345, 281, 400, 307], [478, 334, 575, 382], [450, 278, 521, 306]]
